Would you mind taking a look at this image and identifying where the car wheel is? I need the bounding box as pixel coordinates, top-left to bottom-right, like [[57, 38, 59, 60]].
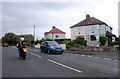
[[47, 49, 50, 54], [40, 48, 43, 53]]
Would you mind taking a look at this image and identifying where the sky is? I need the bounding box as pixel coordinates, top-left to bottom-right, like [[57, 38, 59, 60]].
[[1, 0, 120, 40]]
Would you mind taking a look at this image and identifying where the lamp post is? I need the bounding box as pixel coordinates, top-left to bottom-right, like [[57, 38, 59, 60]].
[[34, 25, 35, 47]]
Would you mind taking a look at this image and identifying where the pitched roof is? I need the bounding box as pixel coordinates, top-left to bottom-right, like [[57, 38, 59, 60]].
[[45, 26, 65, 34], [70, 14, 108, 28]]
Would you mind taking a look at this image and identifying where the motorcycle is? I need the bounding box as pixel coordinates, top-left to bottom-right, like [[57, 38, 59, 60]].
[[19, 45, 27, 60]]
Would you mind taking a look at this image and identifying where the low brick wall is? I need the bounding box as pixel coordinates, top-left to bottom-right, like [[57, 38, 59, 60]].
[[67, 46, 118, 52]]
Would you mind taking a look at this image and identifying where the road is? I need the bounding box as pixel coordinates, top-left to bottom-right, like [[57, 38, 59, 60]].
[[2, 46, 119, 78]]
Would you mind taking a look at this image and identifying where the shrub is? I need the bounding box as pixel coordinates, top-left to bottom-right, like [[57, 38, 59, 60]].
[[110, 41, 120, 46], [66, 40, 80, 48], [99, 36, 107, 46], [74, 36, 86, 46]]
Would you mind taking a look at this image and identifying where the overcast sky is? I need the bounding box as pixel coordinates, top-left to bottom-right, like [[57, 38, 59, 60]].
[[2, 0, 119, 39]]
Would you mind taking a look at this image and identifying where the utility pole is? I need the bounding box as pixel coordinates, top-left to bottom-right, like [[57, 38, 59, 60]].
[[34, 25, 35, 47]]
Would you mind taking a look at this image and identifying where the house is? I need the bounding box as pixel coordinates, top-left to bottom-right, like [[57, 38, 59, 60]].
[[44, 26, 66, 42], [70, 14, 114, 47]]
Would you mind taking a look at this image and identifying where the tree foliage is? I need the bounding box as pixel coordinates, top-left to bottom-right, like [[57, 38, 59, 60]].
[[99, 36, 107, 46], [74, 36, 86, 46], [62, 40, 70, 44], [35, 38, 53, 45], [2, 32, 34, 46], [2, 32, 18, 45], [66, 36, 86, 48], [18, 34, 34, 45], [110, 41, 120, 46]]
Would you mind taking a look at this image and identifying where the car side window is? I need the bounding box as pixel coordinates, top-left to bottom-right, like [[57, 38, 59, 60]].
[[45, 42, 48, 46]]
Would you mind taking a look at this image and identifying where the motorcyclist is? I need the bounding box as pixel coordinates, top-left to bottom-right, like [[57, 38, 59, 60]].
[[17, 42, 21, 53], [17, 42, 27, 58]]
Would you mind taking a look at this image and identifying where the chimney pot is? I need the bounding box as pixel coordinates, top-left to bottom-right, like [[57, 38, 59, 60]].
[[52, 26, 55, 29], [86, 14, 90, 19]]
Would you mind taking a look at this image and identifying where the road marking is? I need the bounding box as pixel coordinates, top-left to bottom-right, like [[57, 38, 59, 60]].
[[31, 53, 41, 58], [31, 53, 36, 55], [74, 54, 79, 55], [114, 60, 118, 62], [81, 55, 86, 56], [103, 58, 111, 60], [94, 57, 99, 58], [35, 55, 41, 58], [48, 59, 82, 73], [87, 55, 93, 57]]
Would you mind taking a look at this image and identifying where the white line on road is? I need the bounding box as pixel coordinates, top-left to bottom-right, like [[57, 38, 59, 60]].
[[87, 55, 93, 57], [74, 54, 79, 55], [31, 53, 41, 58], [48, 59, 82, 73], [94, 57, 99, 58], [31, 53, 36, 55], [81, 55, 86, 56], [114, 60, 118, 62], [36, 55, 41, 58], [103, 58, 111, 60]]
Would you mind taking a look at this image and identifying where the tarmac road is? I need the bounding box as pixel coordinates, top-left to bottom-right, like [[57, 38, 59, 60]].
[[2, 46, 119, 78]]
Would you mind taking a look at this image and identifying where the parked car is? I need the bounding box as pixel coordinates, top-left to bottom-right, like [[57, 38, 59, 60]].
[[40, 41, 64, 54], [2, 43, 8, 47]]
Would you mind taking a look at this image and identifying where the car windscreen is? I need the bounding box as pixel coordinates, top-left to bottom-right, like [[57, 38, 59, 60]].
[[47, 41, 58, 46]]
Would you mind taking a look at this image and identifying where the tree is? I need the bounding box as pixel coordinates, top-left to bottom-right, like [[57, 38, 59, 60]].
[[2, 32, 18, 45], [18, 34, 34, 46], [99, 36, 107, 46]]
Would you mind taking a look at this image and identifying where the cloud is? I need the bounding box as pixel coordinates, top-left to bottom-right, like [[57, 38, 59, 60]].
[[2, 1, 119, 39]]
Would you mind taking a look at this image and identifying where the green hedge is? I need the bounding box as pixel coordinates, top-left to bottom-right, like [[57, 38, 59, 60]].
[[110, 41, 120, 46]]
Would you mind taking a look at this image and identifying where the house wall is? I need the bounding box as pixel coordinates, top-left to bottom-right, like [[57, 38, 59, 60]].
[[71, 24, 112, 46], [45, 33, 65, 40]]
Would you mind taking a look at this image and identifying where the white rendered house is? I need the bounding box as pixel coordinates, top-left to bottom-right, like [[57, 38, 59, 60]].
[[44, 26, 66, 40], [70, 14, 113, 47]]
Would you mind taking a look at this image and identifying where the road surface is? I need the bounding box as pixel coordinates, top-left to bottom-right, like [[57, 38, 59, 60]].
[[2, 46, 119, 78]]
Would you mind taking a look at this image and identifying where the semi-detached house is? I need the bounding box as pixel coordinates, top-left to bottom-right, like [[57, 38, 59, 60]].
[[70, 14, 115, 47]]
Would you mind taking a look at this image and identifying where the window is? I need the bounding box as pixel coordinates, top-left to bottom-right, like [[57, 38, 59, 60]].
[[55, 35, 59, 38], [90, 35, 96, 41]]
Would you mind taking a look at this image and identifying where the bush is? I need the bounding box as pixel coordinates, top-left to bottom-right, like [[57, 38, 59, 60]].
[[62, 40, 70, 44], [99, 36, 107, 46], [66, 40, 80, 48], [110, 41, 120, 46], [66, 36, 86, 48], [74, 36, 86, 46]]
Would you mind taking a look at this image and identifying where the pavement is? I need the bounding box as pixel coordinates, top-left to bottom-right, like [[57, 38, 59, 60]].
[[2, 46, 119, 78]]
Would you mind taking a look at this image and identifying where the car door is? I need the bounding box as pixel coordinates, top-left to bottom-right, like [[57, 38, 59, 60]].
[[41, 42, 45, 51], [44, 42, 49, 52]]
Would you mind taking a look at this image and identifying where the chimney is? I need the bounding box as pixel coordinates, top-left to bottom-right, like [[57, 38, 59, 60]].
[[86, 14, 90, 19], [52, 26, 55, 29]]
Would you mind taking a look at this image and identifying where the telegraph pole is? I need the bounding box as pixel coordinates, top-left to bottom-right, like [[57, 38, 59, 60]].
[[34, 25, 35, 47]]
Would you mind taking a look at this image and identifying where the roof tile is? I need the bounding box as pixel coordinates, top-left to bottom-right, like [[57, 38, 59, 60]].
[[70, 14, 108, 28], [45, 27, 65, 34]]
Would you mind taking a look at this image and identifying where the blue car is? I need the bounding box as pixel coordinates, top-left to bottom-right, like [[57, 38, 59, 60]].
[[40, 41, 64, 54]]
